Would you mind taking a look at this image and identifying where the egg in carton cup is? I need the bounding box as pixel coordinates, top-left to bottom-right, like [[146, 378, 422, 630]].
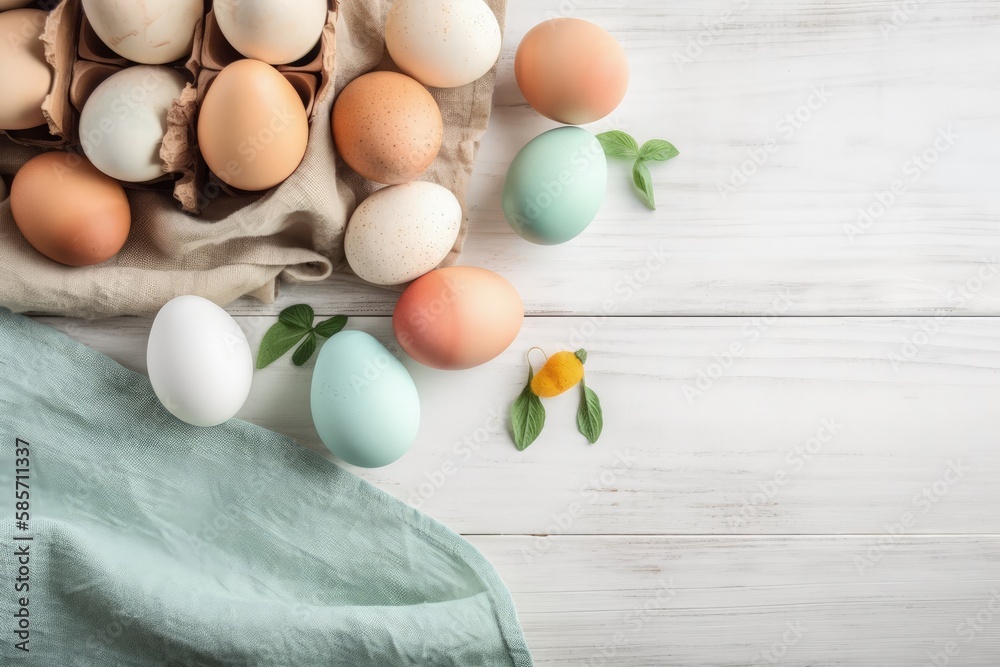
[[185, 1, 336, 208], [67, 60, 199, 201], [192, 66, 319, 202], [0, 0, 79, 148], [75, 2, 205, 73]]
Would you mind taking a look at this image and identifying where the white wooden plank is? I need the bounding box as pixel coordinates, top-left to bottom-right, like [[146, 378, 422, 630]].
[[220, 0, 1000, 317], [468, 535, 1000, 666], [38, 315, 1000, 535]]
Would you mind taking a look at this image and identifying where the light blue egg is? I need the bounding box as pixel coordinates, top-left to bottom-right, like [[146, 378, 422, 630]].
[[502, 126, 608, 245], [310, 331, 420, 468]]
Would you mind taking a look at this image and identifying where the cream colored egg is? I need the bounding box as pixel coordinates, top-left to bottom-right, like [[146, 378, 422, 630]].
[[82, 0, 201, 64], [0, 9, 53, 131], [214, 0, 327, 65], [386, 0, 502, 89], [346, 182, 462, 286], [80, 66, 186, 183]]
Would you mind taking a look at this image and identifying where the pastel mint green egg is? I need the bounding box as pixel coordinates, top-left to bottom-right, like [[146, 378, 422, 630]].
[[502, 126, 608, 245], [310, 331, 420, 468]]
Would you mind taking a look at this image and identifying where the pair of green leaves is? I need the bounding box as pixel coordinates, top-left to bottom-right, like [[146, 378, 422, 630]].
[[597, 131, 679, 210], [256, 304, 348, 369], [511, 354, 604, 451]]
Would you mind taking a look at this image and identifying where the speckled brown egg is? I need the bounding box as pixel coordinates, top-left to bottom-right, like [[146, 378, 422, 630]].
[[10, 152, 131, 267], [332, 71, 443, 185]]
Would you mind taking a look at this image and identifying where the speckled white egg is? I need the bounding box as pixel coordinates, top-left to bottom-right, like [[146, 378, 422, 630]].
[[346, 182, 463, 286], [82, 0, 202, 64], [80, 66, 186, 183], [385, 0, 502, 89], [147, 296, 253, 428], [214, 0, 327, 65]]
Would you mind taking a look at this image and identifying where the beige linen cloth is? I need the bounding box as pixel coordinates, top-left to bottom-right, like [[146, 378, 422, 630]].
[[0, 0, 506, 318]]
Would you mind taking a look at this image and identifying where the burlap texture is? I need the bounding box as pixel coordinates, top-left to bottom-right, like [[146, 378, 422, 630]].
[[0, 0, 506, 318]]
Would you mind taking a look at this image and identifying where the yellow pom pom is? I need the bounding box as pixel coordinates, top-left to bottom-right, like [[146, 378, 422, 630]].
[[531, 350, 586, 398]]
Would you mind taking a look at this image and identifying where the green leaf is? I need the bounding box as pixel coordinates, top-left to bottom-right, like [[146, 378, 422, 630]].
[[292, 332, 318, 367], [315, 315, 348, 338], [639, 139, 679, 162], [596, 130, 640, 160], [256, 322, 310, 370], [278, 304, 315, 331], [577, 381, 604, 444], [632, 160, 656, 210], [574, 349, 588, 365], [511, 368, 546, 451]]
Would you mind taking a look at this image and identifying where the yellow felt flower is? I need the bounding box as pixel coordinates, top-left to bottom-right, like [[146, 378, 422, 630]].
[[531, 350, 587, 398]]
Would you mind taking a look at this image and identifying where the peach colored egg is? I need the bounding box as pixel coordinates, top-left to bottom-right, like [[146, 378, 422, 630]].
[[0, 9, 53, 131], [10, 152, 131, 267], [515, 18, 629, 125], [332, 71, 443, 185], [198, 59, 309, 191], [393, 267, 524, 371]]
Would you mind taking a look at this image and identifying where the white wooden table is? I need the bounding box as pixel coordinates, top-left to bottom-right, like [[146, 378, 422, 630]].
[[43, 1, 1000, 664]]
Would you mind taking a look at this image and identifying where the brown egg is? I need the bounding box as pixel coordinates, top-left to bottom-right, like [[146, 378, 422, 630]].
[[10, 152, 131, 267], [198, 60, 309, 191], [332, 71, 443, 185], [515, 18, 629, 125], [393, 267, 524, 371], [0, 9, 54, 130]]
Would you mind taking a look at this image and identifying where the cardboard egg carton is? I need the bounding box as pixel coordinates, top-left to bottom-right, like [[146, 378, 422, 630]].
[[1, 0, 338, 215]]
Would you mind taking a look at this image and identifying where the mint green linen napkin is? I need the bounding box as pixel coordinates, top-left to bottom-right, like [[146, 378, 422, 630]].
[[0, 309, 532, 666]]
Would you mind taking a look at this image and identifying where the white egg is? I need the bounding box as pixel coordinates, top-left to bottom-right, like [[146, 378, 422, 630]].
[[80, 67, 186, 183], [386, 0, 502, 89], [147, 296, 253, 428], [214, 0, 327, 65], [82, 0, 201, 64], [346, 182, 463, 286]]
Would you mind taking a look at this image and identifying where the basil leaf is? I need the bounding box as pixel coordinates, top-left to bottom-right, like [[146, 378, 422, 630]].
[[315, 315, 348, 338], [511, 368, 546, 451], [632, 160, 656, 210], [577, 382, 604, 444], [597, 130, 640, 160], [256, 322, 310, 370], [292, 332, 318, 367], [639, 139, 679, 162], [279, 304, 315, 331]]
